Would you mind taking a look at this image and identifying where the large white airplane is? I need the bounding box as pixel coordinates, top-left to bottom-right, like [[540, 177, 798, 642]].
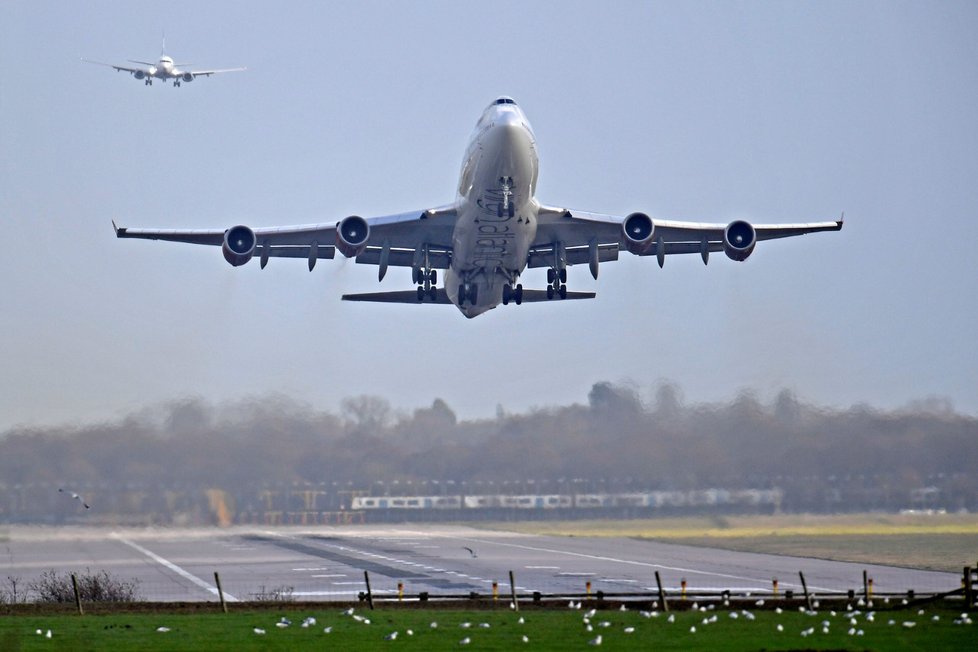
[[83, 38, 244, 86], [114, 97, 842, 318]]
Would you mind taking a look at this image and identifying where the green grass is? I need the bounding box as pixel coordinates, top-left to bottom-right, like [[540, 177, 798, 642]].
[[1, 605, 975, 651]]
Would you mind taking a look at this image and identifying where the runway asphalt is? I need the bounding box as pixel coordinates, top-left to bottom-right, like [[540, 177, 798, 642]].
[[1, 525, 959, 602]]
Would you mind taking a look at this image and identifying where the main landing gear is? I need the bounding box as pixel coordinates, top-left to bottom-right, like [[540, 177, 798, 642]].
[[413, 267, 437, 302], [546, 267, 568, 300], [502, 283, 523, 305]]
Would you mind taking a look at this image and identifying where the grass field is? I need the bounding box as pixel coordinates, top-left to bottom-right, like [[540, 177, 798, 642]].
[[485, 513, 978, 572], [1, 604, 974, 651]]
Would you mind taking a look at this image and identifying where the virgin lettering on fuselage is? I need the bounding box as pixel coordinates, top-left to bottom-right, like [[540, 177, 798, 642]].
[[114, 97, 843, 319]]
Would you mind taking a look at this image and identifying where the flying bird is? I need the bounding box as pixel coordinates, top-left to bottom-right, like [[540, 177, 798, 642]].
[[463, 546, 477, 558], [58, 488, 90, 509]]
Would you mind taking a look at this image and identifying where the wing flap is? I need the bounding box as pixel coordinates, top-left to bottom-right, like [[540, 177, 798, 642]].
[[517, 290, 596, 302]]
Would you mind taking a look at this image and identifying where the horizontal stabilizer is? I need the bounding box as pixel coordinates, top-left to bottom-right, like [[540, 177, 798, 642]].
[[516, 290, 596, 302], [342, 290, 453, 304]]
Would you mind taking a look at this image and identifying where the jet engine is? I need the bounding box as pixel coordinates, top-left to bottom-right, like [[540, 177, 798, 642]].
[[181, 72, 194, 83], [621, 212, 655, 255], [133, 70, 146, 80], [723, 220, 757, 261], [336, 215, 370, 258], [222, 225, 256, 266]]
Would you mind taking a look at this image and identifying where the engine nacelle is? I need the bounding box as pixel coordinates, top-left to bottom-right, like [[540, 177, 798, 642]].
[[622, 212, 655, 255], [181, 72, 194, 83], [723, 220, 757, 261], [222, 225, 256, 267], [133, 70, 146, 80], [336, 215, 370, 258]]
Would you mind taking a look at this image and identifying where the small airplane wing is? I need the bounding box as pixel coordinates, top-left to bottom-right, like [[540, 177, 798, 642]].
[[187, 67, 247, 78], [342, 289, 453, 304], [82, 58, 147, 75], [113, 206, 458, 267], [532, 205, 842, 266]]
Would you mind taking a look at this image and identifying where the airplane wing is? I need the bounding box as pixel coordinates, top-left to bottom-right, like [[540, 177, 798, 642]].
[[81, 58, 147, 75], [113, 205, 458, 271], [531, 205, 843, 270], [186, 67, 247, 78]]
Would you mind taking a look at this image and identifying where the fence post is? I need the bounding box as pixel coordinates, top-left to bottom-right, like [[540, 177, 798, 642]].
[[492, 581, 498, 602], [398, 582, 404, 602], [655, 571, 669, 612], [71, 573, 84, 616], [868, 577, 873, 600], [965, 567, 974, 607], [862, 569, 868, 603], [214, 572, 228, 614], [772, 577, 778, 597], [364, 570, 374, 610], [798, 571, 812, 611], [509, 570, 519, 612], [586, 581, 591, 600], [681, 578, 687, 600]]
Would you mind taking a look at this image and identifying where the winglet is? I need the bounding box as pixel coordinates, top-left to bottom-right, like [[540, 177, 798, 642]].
[[837, 211, 845, 229], [112, 220, 126, 237]]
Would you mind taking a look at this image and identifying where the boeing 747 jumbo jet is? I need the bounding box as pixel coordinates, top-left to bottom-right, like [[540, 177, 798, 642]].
[[83, 38, 244, 86], [114, 97, 842, 318]]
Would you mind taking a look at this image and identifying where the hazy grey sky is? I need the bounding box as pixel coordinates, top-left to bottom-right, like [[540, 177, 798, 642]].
[[1, 1, 976, 430]]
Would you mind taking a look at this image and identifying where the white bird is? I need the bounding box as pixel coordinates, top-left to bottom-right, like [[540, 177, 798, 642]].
[[460, 622, 471, 628], [430, 622, 438, 628], [58, 488, 90, 509], [776, 624, 783, 632], [406, 629, 413, 636], [156, 626, 170, 632], [689, 626, 697, 633], [323, 627, 333, 634], [587, 634, 602, 645], [253, 628, 266, 635], [517, 617, 524, 624], [522, 635, 529, 643], [624, 626, 635, 633], [459, 637, 471, 645], [586, 608, 597, 618], [343, 608, 355, 616], [385, 631, 398, 640], [45, 631, 52, 639], [479, 623, 491, 628], [902, 621, 916, 628], [619, 604, 627, 612], [667, 614, 675, 623]]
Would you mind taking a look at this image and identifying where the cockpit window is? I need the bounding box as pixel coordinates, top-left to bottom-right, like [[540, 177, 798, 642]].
[[493, 97, 516, 105]]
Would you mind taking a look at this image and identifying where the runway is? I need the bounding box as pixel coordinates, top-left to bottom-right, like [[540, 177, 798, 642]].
[[1, 525, 958, 602]]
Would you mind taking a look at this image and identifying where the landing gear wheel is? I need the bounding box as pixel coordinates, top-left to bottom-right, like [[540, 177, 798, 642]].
[[508, 203, 515, 218], [514, 284, 523, 305], [502, 284, 512, 305], [559, 268, 567, 283], [458, 284, 467, 305], [417, 286, 425, 302], [497, 203, 504, 218], [429, 269, 437, 284], [429, 286, 437, 301], [559, 285, 567, 299], [547, 268, 555, 284], [546, 286, 554, 300]]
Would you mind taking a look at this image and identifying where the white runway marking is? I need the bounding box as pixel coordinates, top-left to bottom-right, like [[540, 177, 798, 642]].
[[526, 565, 560, 569], [115, 536, 239, 601], [311, 574, 347, 578]]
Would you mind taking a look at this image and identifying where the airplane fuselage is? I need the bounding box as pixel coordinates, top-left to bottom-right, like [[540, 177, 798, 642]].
[[445, 98, 540, 317]]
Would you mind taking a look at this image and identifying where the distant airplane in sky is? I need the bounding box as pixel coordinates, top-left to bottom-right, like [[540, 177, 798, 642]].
[[83, 37, 244, 86], [114, 97, 842, 318]]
